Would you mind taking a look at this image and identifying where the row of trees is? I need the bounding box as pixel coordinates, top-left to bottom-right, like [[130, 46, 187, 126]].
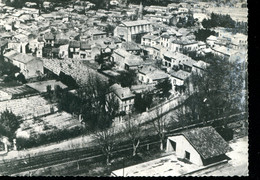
[[175, 53, 246, 128], [202, 13, 236, 29], [94, 103, 168, 165]]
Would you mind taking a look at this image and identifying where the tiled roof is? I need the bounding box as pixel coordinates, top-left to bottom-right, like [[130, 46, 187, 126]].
[[121, 20, 150, 27], [110, 83, 135, 100], [80, 41, 91, 50], [44, 33, 55, 40], [121, 42, 141, 51], [139, 65, 169, 81], [212, 46, 237, 56], [5, 50, 40, 64], [55, 39, 69, 45], [207, 35, 217, 41], [142, 34, 158, 40], [174, 126, 231, 159], [125, 55, 143, 66], [193, 60, 209, 70], [169, 70, 190, 80], [69, 41, 80, 48], [114, 48, 131, 58]]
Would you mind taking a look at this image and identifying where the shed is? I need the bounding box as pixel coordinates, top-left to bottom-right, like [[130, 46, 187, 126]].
[[166, 126, 231, 166]]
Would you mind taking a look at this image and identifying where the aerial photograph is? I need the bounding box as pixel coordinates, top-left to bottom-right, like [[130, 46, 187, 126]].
[[0, 0, 248, 176]]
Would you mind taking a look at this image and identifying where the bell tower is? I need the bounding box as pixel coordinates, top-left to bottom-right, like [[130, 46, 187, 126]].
[[138, 1, 143, 20]]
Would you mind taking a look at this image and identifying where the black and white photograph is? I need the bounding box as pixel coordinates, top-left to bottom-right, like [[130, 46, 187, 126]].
[[0, 0, 248, 177]]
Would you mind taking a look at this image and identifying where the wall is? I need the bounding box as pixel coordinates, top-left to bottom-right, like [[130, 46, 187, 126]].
[[166, 135, 204, 166]]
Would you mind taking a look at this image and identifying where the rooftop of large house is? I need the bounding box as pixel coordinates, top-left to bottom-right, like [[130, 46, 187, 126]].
[[193, 60, 209, 70], [164, 51, 191, 62], [142, 34, 158, 40], [80, 41, 91, 50], [169, 69, 190, 81], [121, 20, 150, 27], [212, 46, 237, 56], [114, 48, 132, 58], [207, 35, 218, 41], [5, 50, 41, 64], [172, 126, 231, 159], [125, 54, 143, 67], [110, 83, 135, 100], [139, 65, 169, 81], [121, 42, 141, 51], [69, 41, 81, 48]]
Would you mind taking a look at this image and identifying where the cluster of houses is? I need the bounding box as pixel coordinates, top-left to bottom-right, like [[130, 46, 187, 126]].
[[0, 0, 247, 116]]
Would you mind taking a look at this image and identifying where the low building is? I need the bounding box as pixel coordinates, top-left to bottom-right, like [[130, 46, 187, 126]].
[[169, 69, 190, 93], [138, 65, 169, 85], [206, 35, 218, 47], [211, 46, 237, 60], [69, 41, 80, 59], [121, 42, 141, 55], [166, 126, 231, 166], [26, 80, 68, 93], [4, 50, 44, 79], [109, 83, 135, 114], [112, 48, 143, 70], [163, 51, 196, 72]]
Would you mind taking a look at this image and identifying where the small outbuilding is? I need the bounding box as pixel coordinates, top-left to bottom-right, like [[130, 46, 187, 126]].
[[166, 126, 231, 166]]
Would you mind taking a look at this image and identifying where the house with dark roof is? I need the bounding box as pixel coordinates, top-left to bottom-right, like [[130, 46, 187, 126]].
[[79, 41, 91, 59], [121, 42, 141, 55], [168, 69, 190, 93], [69, 41, 80, 59], [138, 65, 169, 85], [166, 126, 231, 166], [4, 50, 44, 79], [0, 39, 8, 56], [109, 83, 135, 114], [163, 51, 196, 72], [44, 33, 55, 47]]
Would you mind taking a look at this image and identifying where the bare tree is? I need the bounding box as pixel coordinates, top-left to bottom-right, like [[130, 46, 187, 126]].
[[152, 105, 167, 151], [124, 115, 143, 156], [94, 126, 116, 165]]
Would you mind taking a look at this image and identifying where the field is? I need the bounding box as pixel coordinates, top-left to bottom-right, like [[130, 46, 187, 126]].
[[0, 95, 83, 142], [17, 111, 83, 139]]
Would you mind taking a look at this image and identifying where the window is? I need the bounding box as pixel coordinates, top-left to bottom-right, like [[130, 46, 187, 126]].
[[185, 151, 190, 160]]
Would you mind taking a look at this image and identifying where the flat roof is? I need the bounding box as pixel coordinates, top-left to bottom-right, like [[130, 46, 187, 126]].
[[111, 154, 200, 176], [121, 20, 150, 27], [26, 80, 67, 93]]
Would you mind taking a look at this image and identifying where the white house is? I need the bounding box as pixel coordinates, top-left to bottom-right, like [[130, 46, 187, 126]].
[[166, 126, 231, 166], [138, 65, 169, 85], [109, 83, 135, 114], [4, 50, 44, 79], [206, 35, 218, 47]]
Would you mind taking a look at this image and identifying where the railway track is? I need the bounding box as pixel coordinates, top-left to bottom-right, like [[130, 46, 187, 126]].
[[0, 112, 246, 176]]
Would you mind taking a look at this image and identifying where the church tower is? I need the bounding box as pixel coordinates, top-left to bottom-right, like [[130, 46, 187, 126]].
[[138, 1, 143, 20]]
